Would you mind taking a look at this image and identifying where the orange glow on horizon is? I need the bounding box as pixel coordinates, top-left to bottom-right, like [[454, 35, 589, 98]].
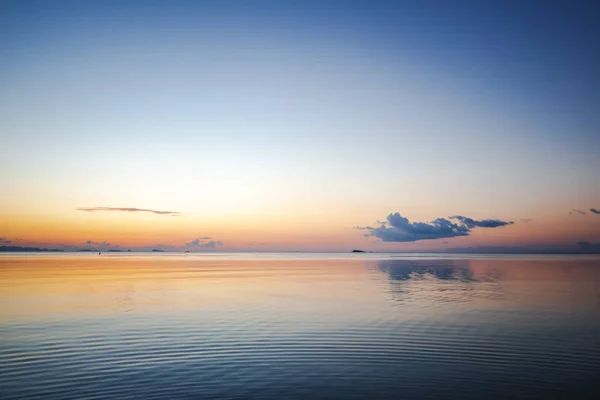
[[2, 207, 599, 252]]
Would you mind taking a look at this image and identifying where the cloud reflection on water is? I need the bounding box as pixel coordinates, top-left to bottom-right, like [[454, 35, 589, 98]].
[[375, 259, 507, 304]]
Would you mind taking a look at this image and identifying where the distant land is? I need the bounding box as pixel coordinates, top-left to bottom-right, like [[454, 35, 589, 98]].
[[0, 246, 63, 252]]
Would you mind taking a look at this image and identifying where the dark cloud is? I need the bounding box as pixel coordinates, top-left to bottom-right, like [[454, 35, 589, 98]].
[[0, 237, 12, 244], [450, 216, 514, 228], [77, 207, 180, 216], [357, 214, 468, 242], [357, 212, 513, 243], [590, 208, 600, 214], [520, 218, 533, 223], [569, 208, 587, 216]]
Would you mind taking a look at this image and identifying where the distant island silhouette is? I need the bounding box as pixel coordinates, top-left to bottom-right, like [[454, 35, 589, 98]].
[[152, 249, 166, 252], [0, 245, 63, 252], [351, 249, 366, 253]]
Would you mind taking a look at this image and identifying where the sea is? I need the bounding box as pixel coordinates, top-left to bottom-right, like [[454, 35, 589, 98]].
[[1, 252, 599, 399]]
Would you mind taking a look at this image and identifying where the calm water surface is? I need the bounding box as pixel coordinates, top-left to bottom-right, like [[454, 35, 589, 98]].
[[1, 253, 600, 399]]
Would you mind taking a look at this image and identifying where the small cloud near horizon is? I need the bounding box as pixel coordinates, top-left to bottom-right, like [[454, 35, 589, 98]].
[[590, 208, 600, 214], [77, 207, 180, 216], [185, 237, 223, 249], [520, 218, 533, 223], [147, 237, 225, 252], [85, 240, 116, 248], [569, 208, 587, 216], [356, 213, 513, 243]]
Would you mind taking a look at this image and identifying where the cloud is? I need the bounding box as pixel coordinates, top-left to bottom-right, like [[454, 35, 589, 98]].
[[357, 212, 513, 243], [184, 237, 223, 249], [569, 208, 587, 216], [77, 207, 180, 216], [450, 216, 514, 228], [0, 237, 12, 244], [520, 218, 533, 223], [590, 208, 600, 214], [127, 236, 226, 252], [86, 240, 111, 246]]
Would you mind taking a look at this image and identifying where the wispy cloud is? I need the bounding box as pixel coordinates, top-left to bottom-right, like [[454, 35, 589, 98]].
[[77, 207, 180, 216], [356, 213, 513, 243], [520, 218, 533, 223], [450, 216, 514, 228], [85, 240, 114, 247], [569, 208, 587, 216], [590, 208, 600, 214]]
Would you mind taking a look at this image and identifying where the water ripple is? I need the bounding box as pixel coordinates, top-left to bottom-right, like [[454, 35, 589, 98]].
[[1, 256, 600, 399]]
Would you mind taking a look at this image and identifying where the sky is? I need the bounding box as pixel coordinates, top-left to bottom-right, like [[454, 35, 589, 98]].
[[1, 0, 599, 252]]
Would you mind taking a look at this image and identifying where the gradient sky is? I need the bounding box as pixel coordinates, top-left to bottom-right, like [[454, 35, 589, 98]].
[[1, 0, 599, 252]]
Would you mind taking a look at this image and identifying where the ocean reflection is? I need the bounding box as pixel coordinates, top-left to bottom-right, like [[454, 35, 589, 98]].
[[375, 258, 600, 310], [378, 259, 474, 281], [375, 259, 507, 304], [1, 255, 600, 399]]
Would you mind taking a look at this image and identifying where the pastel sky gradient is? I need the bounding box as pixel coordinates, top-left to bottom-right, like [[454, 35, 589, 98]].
[[1, 0, 599, 252]]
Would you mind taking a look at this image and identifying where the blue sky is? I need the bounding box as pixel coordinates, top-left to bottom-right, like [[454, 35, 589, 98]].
[[1, 0, 599, 251]]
